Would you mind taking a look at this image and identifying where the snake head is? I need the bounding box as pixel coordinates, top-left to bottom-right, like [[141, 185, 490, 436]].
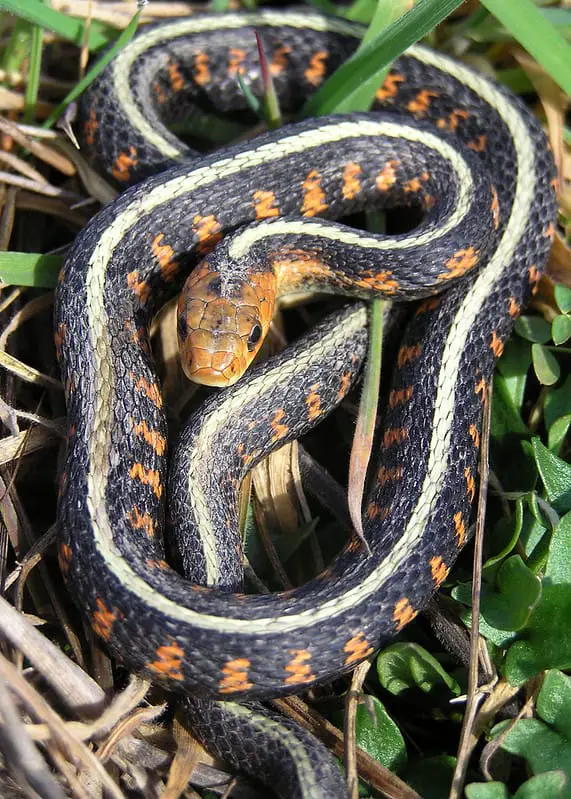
[[177, 261, 276, 387]]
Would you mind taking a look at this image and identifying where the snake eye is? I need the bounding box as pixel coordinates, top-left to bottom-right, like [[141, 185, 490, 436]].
[[177, 315, 188, 340], [247, 324, 262, 352]]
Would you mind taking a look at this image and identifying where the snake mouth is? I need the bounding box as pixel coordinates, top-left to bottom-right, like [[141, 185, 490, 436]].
[[179, 328, 248, 387], [187, 362, 244, 388], [189, 370, 238, 388]]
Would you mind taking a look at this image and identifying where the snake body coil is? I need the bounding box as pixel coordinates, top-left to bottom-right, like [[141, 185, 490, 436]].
[[55, 10, 557, 797]]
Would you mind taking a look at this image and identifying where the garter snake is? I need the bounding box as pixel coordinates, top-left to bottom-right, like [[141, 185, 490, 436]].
[[54, 9, 557, 797]]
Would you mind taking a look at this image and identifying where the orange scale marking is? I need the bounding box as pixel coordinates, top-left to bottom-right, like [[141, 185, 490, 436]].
[[58, 542, 72, 575], [375, 159, 399, 191], [366, 502, 390, 521], [438, 247, 479, 281], [168, 60, 185, 91], [300, 169, 328, 216], [306, 384, 322, 420], [304, 50, 328, 87], [375, 72, 405, 101], [253, 189, 280, 219], [192, 54, 209, 87], [270, 45, 291, 76], [129, 463, 163, 499], [192, 214, 222, 254], [130, 373, 163, 408], [406, 89, 439, 115], [151, 233, 178, 282], [343, 632, 373, 666], [270, 408, 289, 442], [111, 146, 138, 183], [397, 343, 422, 368], [284, 650, 315, 685], [147, 641, 185, 681], [84, 108, 98, 146], [342, 161, 362, 200], [393, 598, 418, 631], [92, 597, 120, 641], [127, 505, 155, 538], [228, 48, 246, 75], [127, 270, 151, 304], [430, 556, 449, 587], [219, 658, 253, 693], [132, 420, 166, 456], [453, 512, 467, 548]]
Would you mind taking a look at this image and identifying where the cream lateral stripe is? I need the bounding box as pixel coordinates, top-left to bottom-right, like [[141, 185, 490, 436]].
[[228, 124, 473, 260], [189, 306, 367, 585], [112, 11, 363, 159], [86, 54, 535, 635], [220, 702, 320, 797]]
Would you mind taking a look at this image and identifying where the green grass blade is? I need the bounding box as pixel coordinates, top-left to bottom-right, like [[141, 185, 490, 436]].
[[24, 23, 43, 122], [466, 6, 571, 43], [302, 0, 465, 117], [496, 69, 534, 95], [333, 0, 411, 113], [42, 7, 143, 129], [0, 0, 112, 50], [0, 252, 61, 288], [480, 0, 571, 95], [256, 31, 282, 128], [445, 4, 489, 39], [236, 71, 262, 117], [2, 17, 33, 72], [344, 0, 378, 24]]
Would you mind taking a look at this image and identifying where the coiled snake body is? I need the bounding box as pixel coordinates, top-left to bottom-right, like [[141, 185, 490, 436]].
[[55, 10, 557, 797]]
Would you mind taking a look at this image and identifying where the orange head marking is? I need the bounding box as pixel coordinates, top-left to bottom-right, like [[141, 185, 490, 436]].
[[178, 261, 276, 387]]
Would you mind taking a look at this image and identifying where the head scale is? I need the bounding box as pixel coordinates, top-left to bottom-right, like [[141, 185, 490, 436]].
[[177, 258, 276, 387]]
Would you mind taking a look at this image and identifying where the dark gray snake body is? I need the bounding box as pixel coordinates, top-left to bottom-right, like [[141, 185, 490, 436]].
[[55, 11, 557, 797]]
